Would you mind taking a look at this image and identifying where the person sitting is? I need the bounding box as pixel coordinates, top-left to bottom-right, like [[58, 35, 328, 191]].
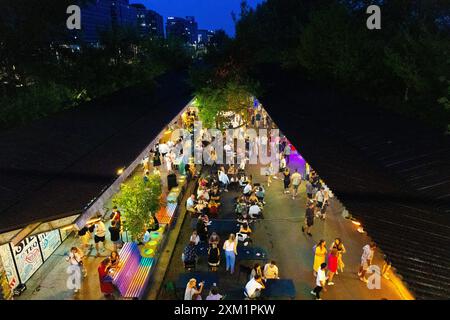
[[208, 243, 221, 271], [238, 222, 253, 246], [218, 170, 230, 192], [239, 175, 248, 188], [208, 199, 220, 217], [263, 260, 280, 279], [245, 274, 265, 299], [199, 177, 208, 188], [239, 222, 252, 236], [206, 285, 223, 300], [182, 241, 198, 269], [235, 201, 247, 216], [186, 194, 197, 216], [248, 203, 262, 219], [243, 183, 253, 196], [109, 251, 121, 270], [250, 263, 264, 281], [255, 186, 265, 203], [248, 192, 259, 205], [210, 186, 221, 202], [197, 187, 210, 201], [237, 212, 253, 226], [195, 197, 208, 214], [209, 232, 220, 247]]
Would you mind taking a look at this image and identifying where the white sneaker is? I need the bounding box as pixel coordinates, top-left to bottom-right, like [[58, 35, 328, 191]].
[[310, 291, 316, 296], [328, 282, 334, 286]]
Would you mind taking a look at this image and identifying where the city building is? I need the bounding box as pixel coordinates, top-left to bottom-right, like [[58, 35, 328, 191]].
[[185, 16, 198, 45], [111, 0, 138, 29], [147, 10, 164, 39], [197, 29, 215, 45], [67, 0, 139, 46], [69, 0, 113, 45], [166, 17, 189, 43], [131, 4, 164, 39]]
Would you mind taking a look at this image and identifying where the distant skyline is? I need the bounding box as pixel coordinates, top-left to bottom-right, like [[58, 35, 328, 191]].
[[130, 0, 264, 36]]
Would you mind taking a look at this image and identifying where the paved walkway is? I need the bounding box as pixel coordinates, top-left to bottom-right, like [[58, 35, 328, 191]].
[[158, 153, 412, 300]]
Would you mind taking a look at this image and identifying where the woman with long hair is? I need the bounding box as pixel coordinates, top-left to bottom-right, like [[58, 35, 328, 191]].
[[313, 239, 327, 276], [223, 234, 238, 274], [98, 258, 114, 299], [184, 278, 204, 300], [327, 248, 338, 285], [330, 238, 346, 273]]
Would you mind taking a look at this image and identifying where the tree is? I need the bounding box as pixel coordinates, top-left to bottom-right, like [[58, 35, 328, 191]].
[[112, 174, 162, 242], [195, 79, 257, 130]]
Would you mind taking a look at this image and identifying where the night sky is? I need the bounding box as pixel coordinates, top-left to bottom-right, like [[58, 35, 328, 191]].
[[130, 0, 264, 36]]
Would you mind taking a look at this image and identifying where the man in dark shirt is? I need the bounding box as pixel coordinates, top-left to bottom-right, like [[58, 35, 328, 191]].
[[109, 220, 121, 251], [302, 201, 315, 236]]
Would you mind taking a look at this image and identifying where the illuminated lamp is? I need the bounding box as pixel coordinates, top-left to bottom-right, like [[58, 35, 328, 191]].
[[117, 167, 125, 175]]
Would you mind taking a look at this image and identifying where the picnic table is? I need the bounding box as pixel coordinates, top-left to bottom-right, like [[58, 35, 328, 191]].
[[175, 272, 219, 291], [237, 246, 268, 261], [262, 279, 296, 299], [190, 219, 257, 235]]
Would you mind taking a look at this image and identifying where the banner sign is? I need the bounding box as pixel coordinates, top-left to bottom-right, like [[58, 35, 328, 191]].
[[38, 230, 62, 261], [12, 236, 43, 283], [0, 244, 19, 289]]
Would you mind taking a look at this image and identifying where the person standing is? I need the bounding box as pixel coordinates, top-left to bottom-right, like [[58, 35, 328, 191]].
[[185, 278, 204, 300], [283, 143, 291, 165], [311, 263, 327, 300], [291, 169, 302, 199], [190, 230, 200, 246], [110, 206, 121, 228], [358, 242, 376, 283], [94, 218, 106, 257], [208, 243, 221, 272], [109, 220, 121, 252], [66, 247, 84, 293], [182, 241, 198, 269], [306, 180, 314, 200], [282, 168, 291, 194], [223, 234, 238, 274], [330, 238, 346, 273], [78, 226, 91, 251], [302, 200, 315, 236], [313, 240, 327, 276], [327, 249, 338, 285]]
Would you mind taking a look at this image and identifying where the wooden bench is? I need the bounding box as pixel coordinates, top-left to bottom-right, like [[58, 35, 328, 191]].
[[112, 242, 154, 299]]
